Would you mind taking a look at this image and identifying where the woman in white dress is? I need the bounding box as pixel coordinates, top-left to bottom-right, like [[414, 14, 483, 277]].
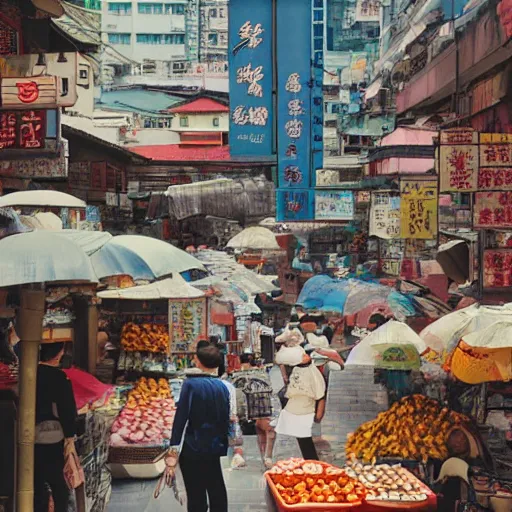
[[275, 356, 326, 460]]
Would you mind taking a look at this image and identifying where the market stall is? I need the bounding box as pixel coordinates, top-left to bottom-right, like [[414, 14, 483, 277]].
[[97, 276, 207, 477]]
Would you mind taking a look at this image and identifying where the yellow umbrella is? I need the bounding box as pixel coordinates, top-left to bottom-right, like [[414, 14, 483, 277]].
[[448, 320, 512, 384]]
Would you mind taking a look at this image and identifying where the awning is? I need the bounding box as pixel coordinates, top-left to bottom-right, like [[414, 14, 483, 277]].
[[364, 78, 383, 101], [32, 0, 64, 16]]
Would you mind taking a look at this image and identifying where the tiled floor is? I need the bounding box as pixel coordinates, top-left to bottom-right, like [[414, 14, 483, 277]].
[[108, 366, 383, 511]]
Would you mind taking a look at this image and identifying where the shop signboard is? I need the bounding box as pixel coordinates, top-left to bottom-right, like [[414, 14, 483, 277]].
[[228, 0, 273, 156], [355, 0, 380, 21], [400, 180, 438, 239], [483, 249, 512, 288], [315, 191, 354, 220], [0, 110, 46, 150], [0, 53, 79, 108], [276, 0, 312, 190], [474, 191, 512, 228], [276, 189, 314, 221], [169, 298, 207, 353], [439, 144, 478, 192], [370, 192, 401, 239]]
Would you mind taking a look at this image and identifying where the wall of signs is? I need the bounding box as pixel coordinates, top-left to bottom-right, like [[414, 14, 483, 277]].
[[439, 130, 512, 192], [370, 192, 401, 239], [315, 191, 354, 220], [400, 180, 438, 239], [228, 0, 273, 156], [169, 299, 207, 353]]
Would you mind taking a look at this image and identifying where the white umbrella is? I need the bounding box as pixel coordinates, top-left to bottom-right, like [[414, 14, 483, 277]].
[[226, 226, 280, 251], [345, 320, 426, 367], [53, 230, 113, 256], [0, 190, 86, 209], [420, 303, 512, 354], [97, 275, 204, 300], [0, 231, 97, 286], [107, 235, 207, 277]]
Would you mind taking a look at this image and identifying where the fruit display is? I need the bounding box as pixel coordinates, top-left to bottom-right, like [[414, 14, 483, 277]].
[[345, 459, 430, 502], [266, 458, 366, 505], [110, 378, 175, 446], [121, 322, 169, 353], [117, 351, 177, 375], [346, 394, 470, 462]]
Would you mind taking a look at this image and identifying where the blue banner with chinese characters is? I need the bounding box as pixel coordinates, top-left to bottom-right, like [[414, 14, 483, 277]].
[[276, 0, 313, 191], [276, 189, 315, 221], [228, 0, 274, 156]]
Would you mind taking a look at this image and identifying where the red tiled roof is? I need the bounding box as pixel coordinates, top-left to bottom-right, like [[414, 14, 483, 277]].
[[129, 144, 231, 161], [167, 98, 229, 114]]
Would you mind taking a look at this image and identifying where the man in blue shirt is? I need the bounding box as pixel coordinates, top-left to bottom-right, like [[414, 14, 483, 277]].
[[165, 344, 230, 512]]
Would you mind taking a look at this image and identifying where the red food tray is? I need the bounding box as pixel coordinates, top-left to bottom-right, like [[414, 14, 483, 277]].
[[265, 461, 363, 511]]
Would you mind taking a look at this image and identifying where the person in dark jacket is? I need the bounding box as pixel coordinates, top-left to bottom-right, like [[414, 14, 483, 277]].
[[164, 344, 230, 512], [34, 343, 77, 512]]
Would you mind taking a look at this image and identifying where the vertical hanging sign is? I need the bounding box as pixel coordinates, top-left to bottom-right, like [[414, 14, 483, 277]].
[[276, 0, 319, 221], [228, 0, 274, 156]]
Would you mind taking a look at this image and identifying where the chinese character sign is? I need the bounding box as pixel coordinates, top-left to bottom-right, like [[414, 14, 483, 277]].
[[370, 192, 401, 239], [277, 0, 313, 190], [439, 145, 478, 192], [480, 144, 512, 166], [276, 190, 314, 221], [169, 299, 207, 353], [400, 180, 438, 239], [229, 0, 273, 156], [315, 191, 354, 220], [0, 110, 45, 150], [474, 191, 512, 228], [483, 249, 512, 288]]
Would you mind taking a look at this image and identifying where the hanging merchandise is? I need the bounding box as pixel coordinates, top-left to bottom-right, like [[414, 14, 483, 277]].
[[169, 299, 207, 353]]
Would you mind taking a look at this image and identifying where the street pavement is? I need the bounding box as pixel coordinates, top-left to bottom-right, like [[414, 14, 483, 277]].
[[107, 366, 386, 511]]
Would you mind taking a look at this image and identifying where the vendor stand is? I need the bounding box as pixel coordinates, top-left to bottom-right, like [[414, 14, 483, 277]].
[[96, 276, 207, 478], [0, 231, 98, 512]]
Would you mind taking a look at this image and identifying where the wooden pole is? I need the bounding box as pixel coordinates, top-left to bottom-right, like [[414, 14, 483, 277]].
[[87, 301, 98, 375], [16, 288, 45, 512]]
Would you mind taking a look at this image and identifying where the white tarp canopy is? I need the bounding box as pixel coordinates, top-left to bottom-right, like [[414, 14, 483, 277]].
[[420, 303, 512, 353], [462, 320, 512, 349], [0, 231, 97, 287], [345, 320, 426, 366], [97, 275, 204, 300], [0, 191, 86, 208], [53, 230, 113, 256], [226, 226, 280, 251], [19, 212, 63, 231]]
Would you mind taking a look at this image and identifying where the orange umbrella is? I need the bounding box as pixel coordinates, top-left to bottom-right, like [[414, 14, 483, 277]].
[[447, 320, 512, 384]]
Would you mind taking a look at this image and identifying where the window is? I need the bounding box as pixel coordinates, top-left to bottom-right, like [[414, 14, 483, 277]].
[[136, 33, 185, 44], [213, 117, 220, 127], [166, 3, 185, 14], [209, 7, 217, 17], [138, 2, 163, 14], [108, 33, 131, 44], [208, 33, 218, 46], [108, 2, 132, 14], [219, 7, 226, 17], [180, 116, 189, 127]]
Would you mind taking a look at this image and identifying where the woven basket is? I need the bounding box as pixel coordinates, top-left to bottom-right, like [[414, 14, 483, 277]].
[[108, 444, 166, 465]]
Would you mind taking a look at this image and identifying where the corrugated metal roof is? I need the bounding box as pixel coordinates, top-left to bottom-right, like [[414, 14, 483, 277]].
[[130, 144, 231, 161], [96, 89, 182, 115]]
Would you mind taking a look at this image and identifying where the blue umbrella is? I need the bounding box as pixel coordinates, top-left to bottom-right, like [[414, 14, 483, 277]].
[[90, 242, 156, 281]]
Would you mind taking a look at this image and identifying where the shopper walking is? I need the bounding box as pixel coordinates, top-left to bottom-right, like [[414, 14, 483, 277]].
[[34, 343, 78, 512], [238, 353, 276, 469], [164, 344, 230, 512], [275, 356, 326, 461]]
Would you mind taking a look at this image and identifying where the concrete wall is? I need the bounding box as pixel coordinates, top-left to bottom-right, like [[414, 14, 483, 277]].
[[170, 112, 229, 131]]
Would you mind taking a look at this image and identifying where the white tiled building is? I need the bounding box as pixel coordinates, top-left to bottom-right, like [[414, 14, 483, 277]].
[[101, 0, 188, 74]]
